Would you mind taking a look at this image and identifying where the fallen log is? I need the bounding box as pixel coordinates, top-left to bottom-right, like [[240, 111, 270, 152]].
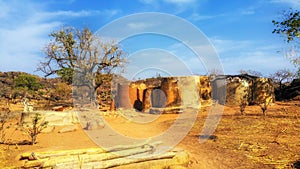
[[20, 141, 188, 169], [42, 150, 187, 169], [113, 151, 189, 169], [20, 141, 161, 160], [24, 144, 155, 168], [81, 151, 178, 169], [20, 148, 106, 160]]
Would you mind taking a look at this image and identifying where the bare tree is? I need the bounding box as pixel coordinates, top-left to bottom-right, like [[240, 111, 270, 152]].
[[38, 27, 126, 107], [239, 69, 263, 77], [207, 68, 223, 80], [269, 69, 295, 90]]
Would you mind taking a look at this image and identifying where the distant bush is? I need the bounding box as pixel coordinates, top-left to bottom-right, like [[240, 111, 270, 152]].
[[49, 82, 72, 100], [57, 68, 74, 84], [14, 74, 42, 91], [12, 88, 28, 99], [0, 85, 11, 98]]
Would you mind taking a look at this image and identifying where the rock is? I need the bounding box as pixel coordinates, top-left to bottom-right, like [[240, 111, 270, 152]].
[[58, 125, 77, 133], [199, 135, 218, 141], [169, 165, 187, 169], [52, 106, 64, 111], [84, 120, 105, 130], [23, 98, 34, 112], [42, 126, 55, 133], [149, 108, 163, 114], [173, 150, 190, 166]]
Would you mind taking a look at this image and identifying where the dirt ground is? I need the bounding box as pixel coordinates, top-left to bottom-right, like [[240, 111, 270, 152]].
[[0, 101, 300, 169]]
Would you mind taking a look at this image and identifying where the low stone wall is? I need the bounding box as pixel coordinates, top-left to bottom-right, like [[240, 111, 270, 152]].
[[21, 111, 79, 126]]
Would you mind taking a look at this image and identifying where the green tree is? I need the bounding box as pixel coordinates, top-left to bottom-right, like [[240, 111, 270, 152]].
[[272, 9, 300, 73], [57, 68, 74, 84], [272, 10, 300, 43], [14, 74, 42, 91]]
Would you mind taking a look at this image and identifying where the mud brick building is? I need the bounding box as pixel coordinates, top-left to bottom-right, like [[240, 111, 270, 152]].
[[113, 74, 275, 113]]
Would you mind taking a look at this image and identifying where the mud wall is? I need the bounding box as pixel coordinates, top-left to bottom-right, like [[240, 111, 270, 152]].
[[253, 78, 275, 104], [224, 76, 253, 106], [114, 75, 275, 112], [198, 76, 212, 105], [220, 76, 274, 106]]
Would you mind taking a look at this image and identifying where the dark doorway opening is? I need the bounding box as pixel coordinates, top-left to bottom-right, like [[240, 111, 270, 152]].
[[150, 88, 166, 108]]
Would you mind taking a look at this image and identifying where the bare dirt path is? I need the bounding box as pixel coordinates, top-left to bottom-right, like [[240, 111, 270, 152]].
[[1, 101, 300, 168]]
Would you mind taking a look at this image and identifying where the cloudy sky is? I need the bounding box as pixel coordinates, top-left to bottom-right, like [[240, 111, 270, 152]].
[[0, 0, 299, 79]]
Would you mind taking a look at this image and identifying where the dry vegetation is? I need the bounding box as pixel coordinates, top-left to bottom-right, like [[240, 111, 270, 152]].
[[175, 101, 300, 169], [0, 72, 299, 168], [0, 100, 299, 168]]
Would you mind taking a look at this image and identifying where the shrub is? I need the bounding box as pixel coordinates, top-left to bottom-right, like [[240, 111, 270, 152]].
[[259, 98, 273, 116], [14, 74, 42, 91], [22, 113, 48, 145], [0, 111, 10, 144]]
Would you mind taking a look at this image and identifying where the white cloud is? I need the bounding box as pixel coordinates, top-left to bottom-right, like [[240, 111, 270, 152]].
[[240, 9, 255, 15], [138, 0, 199, 14], [210, 37, 253, 54], [221, 51, 294, 75], [38, 9, 120, 19], [238, 5, 260, 16], [0, 1, 120, 74], [42, 10, 100, 18], [166, 42, 221, 75], [46, 0, 77, 5], [124, 48, 193, 79], [127, 22, 155, 30], [139, 0, 196, 5], [0, 21, 61, 73], [189, 13, 220, 21], [164, 0, 196, 4], [0, 2, 11, 19], [164, 0, 198, 13], [0, 1, 59, 73], [139, 0, 157, 4], [210, 37, 295, 75], [270, 0, 300, 8]]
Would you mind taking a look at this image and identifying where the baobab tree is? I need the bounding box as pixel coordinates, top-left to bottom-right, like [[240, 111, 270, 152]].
[[38, 27, 126, 108]]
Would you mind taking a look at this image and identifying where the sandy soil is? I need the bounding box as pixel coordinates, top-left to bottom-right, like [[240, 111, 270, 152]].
[[0, 101, 300, 168]]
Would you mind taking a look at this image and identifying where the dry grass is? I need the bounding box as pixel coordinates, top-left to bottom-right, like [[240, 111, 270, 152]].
[[0, 101, 299, 169], [187, 101, 300, 168]]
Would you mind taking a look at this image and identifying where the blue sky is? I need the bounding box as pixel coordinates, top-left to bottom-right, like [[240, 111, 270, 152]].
[[0, 0, 299, 78]]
